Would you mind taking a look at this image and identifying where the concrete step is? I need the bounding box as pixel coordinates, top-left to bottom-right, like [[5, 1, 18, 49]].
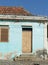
[[13, 54, 42, 61], [14, 57, 42, 61], [19, 53, 33, 57]]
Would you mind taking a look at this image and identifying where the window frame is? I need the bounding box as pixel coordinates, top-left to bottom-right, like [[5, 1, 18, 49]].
[[0, 25, 9, 42]]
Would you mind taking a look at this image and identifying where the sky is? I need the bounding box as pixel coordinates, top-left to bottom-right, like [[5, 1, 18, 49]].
[[0, 0, 48, 16]]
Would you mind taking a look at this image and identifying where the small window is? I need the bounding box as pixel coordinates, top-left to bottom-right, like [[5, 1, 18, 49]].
[[0, 25, 9, 42]]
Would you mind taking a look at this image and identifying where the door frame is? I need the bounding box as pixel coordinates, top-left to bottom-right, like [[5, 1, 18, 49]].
[[22, 26, 32, 53]]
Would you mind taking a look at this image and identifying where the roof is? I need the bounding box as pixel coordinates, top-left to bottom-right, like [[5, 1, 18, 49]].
[[0, 6, 47, 22], [0, 6, 32, 16]]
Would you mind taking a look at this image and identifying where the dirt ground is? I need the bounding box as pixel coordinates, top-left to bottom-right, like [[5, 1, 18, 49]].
[[0, 60, 48, 65]]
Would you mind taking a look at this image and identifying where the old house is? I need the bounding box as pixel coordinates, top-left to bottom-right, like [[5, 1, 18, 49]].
[[0, 6, 47, 59]]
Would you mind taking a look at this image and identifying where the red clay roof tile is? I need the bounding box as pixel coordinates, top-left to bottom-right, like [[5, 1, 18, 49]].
[[0, 6, 32, 16]]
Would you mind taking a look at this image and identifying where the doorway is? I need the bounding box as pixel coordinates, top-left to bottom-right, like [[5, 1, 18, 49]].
[[22, 27, 32, 53]]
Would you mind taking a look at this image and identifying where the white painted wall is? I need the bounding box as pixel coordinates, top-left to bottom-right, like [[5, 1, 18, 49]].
[[44, 22, 47, 50]]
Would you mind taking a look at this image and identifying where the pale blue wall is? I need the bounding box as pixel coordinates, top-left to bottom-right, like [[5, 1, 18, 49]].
[[32, 23, 44, 52], [19, 22, 44, 52], [0, 20, 44, 58]]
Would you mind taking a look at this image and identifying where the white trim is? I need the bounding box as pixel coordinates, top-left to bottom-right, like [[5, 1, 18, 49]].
[[47, 22, 48, 53], [0, 15, 47, 21], [44, 22, 47, 50]]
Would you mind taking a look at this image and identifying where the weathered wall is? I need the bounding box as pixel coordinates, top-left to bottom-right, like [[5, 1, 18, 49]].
[[20, 22, 44, 52], [0, 20, 44, 59]]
